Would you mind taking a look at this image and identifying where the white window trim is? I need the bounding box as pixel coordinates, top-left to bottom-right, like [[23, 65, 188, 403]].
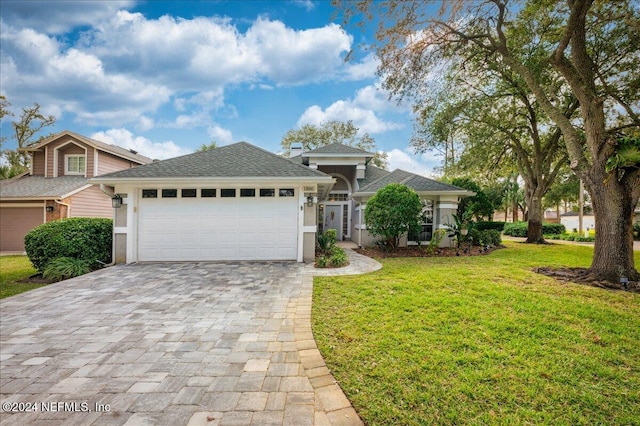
[[65, 154, 87, 175]]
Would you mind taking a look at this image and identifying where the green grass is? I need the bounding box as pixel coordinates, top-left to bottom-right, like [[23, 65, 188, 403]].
[[312, 242, 640, 425], [0, 256, 46, 299]]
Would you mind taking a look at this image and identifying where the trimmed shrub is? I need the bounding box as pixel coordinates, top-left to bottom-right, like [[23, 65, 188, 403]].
[[634, 223, 640, 240], [503, 221, 565, 237], [475, 221, 506, 232], [469, 229, 502, 246], [365, 183, 422, 250], [543, 223, 566, 235], [25, 217, 112, 272], [503, 222, 528, 237], [43, 257, 92, 282]]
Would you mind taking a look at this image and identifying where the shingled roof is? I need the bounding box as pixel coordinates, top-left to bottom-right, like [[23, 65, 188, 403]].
[[0, 176, 90, 199], [304, 143, 374, 156], [357, 169, 468, 194], [23, 130, 152, 165], [93, 142, 331, 180]]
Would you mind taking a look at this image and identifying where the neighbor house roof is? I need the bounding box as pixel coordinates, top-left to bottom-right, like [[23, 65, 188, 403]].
[[356, 169, 470, 194], [0, 175, 91, 199], [303, 143, 374, 156], [91, 142, 332, 181], [22, 130, 152, 165]]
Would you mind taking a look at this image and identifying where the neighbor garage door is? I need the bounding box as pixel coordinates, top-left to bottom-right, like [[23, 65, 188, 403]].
[[137, 188, 299, 261], [0, 207, 44, 252]]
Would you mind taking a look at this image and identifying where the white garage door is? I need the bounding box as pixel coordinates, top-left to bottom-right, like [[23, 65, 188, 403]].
[[138, 189, 298, 261]]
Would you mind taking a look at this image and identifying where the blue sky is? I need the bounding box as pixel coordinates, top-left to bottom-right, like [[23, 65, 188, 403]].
[[0, 0, 442, 175]]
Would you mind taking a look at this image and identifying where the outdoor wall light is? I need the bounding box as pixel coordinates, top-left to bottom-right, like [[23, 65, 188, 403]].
[[46, 206, 54, 213], [112, 195, 123, 209], [306, 195, 314, 207]]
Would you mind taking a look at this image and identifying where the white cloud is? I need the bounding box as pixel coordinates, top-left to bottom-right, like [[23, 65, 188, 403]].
[[0, 11, 361, 128], [136, 116, 155, 132], [297, 84, 404, 134], [293, 0, 316, 11], [387, 148, 442, 177], [91, 128, 191, 160], [342, 53, 379, 81], [1, 25, 171, 126], [0, 1, 135, 34], [207, 125, 234, 145]]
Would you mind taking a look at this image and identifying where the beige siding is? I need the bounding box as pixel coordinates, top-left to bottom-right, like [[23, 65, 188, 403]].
[[70, 185, 113, 218], [57, 144, 88, 177], [32, 151, 45, 176], [44, 136, 92, 177], [98, 151, 135, 175]]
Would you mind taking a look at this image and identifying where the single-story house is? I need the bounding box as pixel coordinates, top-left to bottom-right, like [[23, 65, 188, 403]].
[[0, 130, 151, 252], [560, 211, 595, 232], [91, 142, 472, 263]]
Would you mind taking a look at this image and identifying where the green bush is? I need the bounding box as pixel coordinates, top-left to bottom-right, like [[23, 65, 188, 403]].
[[469, 229, 502, 246], [315, 246, 349, 268], [24, 218, 112, 272], [365, 183, 422, 250], [475, 221, 506, 232], [43, 257, 92, 282], [330, 247, 348, 267], [317, 229, 337, 255], [316, 256, 329, 268], [424, 229, 446, 254], [634, 223, 640, 240], [503, 222, 565, 237], [543, 223, 566, 235], [503, 222, 528, 237]]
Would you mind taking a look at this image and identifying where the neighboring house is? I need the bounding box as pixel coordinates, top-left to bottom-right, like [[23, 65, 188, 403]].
[[91, 142, 472, 264], [560, 211, 595, 232], [0, 130, 151, 252]]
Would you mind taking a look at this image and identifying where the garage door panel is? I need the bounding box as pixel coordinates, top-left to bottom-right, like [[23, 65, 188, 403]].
[[138, 192, 298, 261], [0, 207, 44, 252]]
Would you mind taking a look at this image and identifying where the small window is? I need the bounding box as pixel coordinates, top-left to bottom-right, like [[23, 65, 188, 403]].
[[182, 188, 197, 198], [162, 189, 177, 198], [66, 155, 86, 175], [221, 189, 236, 198], [240, 188, 255, 197], [260, 188, 275, 197], [142, 189, 158, 198], [201, 189, 216, 197], [279, 188, 295, 197]]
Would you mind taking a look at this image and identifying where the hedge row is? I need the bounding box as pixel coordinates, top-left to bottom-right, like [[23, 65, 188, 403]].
[[503, 221, 566, 237], [475, 221, 506, 232], [25, 217, 113, 272]]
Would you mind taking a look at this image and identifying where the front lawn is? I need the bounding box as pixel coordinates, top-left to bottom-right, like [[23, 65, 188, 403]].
[[0, 255, 45, 299], [312, 242, 640, 425]]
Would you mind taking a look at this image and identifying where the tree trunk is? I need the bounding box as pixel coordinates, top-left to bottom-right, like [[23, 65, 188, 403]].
[[512, 200, 518, 222], [585, 169, 639, 281], [525, 185, 545, 243]]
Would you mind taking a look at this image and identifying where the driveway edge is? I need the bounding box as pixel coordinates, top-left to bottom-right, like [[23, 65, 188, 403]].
[[301, 249, 382, 425]]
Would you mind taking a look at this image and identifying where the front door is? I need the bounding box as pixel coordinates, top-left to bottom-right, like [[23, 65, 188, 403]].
[[323, 204, 343, 241]]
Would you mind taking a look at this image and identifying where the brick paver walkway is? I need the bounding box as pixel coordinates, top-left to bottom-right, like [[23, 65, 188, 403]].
[[0, 250, 380, 425]]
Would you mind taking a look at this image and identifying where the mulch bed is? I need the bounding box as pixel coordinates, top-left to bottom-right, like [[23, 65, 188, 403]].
[[355, 245, 503, 259], [534, 267, 639, 293]]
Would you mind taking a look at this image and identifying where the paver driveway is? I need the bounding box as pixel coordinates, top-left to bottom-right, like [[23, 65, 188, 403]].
[[0, 261, 366, 425]]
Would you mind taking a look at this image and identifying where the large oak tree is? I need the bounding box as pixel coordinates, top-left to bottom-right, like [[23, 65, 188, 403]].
[[336, 0, 640, 281]]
